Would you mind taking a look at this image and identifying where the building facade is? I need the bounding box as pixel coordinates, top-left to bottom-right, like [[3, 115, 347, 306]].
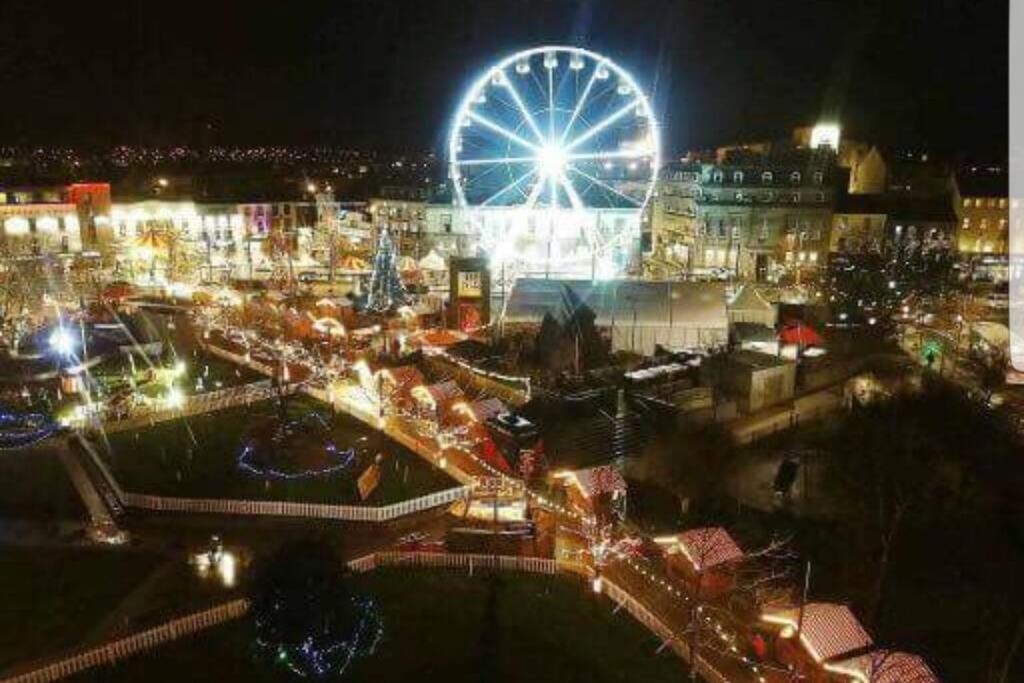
[[0, 183, 111, 258], [649, 148, 836, 282], [953, 171, 1009, 280]]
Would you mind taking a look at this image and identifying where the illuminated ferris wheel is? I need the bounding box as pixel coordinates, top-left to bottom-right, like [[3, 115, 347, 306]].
[[449, 46, 659, 212], [448, 47, 659, 279]]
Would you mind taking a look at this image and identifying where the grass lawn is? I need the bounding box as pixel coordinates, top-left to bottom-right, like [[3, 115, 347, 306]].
[[69, 569, 687, 683], [0, 443, 84, 521], [0, 546, 164, 671], [98, 396, 455, 506]]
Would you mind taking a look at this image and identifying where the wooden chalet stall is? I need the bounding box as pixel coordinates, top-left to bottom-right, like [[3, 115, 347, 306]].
[[825, 649, 941, 683], [760, 602, 874, 683], [376, 365, 425, 408], [554, 464, 627, 522], [654, 527, 743, 596], [410, 380, 464, 421]]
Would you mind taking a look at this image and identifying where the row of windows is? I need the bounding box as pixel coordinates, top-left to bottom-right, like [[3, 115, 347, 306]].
[[695, 223, 823, 241], [961, 218, 1008, 230], [710, 170, 825, 185], [962, 197, 1008, 209], [701, 190, 827, 203]]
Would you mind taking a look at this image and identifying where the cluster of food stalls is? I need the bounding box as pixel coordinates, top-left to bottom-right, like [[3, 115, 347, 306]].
[[653, 527, 942, 683]]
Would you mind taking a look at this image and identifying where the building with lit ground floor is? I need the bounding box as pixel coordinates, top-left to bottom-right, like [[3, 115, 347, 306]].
[[0, 183, 111, 258], [953, 170, 1010, 281], [648, 147, 836, 283], [501, 278, 727, 355]]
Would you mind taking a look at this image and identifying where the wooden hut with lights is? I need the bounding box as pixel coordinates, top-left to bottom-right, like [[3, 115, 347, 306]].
[[760, 602, 874, 683], [654, 527, 744, 596]]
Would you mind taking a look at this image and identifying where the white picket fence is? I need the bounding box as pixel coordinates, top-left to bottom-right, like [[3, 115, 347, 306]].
[[120, 484, 472, 522], [349, 551, 557, 575], [0, 599, 249, 683], [98, 380, 278, 435]]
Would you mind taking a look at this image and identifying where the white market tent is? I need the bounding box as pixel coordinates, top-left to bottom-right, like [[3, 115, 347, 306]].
[[503, 278, 728, 355]]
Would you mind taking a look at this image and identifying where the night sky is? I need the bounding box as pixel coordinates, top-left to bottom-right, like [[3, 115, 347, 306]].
[[0, 0, 1008, 158]]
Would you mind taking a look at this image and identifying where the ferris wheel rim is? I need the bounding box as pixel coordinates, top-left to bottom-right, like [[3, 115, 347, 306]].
[[447, 45, 660, 213]]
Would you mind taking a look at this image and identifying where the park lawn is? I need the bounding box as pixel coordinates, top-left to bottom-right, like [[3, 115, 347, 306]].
[[0, 442, 84, 521], [0, 546, 163, 671], [99, 396, 455, 506], [68, 569, 687, 683]]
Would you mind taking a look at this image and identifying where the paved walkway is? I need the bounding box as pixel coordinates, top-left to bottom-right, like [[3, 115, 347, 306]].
[[55, 437, 124, 541]]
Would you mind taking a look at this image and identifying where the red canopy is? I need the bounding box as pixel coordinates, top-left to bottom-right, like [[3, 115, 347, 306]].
[[779, 322, 824, 347]]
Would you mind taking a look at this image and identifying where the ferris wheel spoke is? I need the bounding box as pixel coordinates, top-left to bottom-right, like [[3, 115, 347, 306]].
[[465, 112, 541, 153], [559, 61, 605, 145], [566, 165, 642, 207], [499, 73, 546, 146], [454, 155, 538, 166], [564, 98, 640, 152], [480, 168, 538, 207], [558, 173, 584, 211], [524, 176, 546, 209], [547, 67, 555, 140], [566, 149, 654, 162]]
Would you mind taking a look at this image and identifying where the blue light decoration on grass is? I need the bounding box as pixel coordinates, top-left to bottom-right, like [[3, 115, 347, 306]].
[[0, 411, 60, 449], [237, 442, 356, 480], [236, 411, 356, 480], [256, 595, 384, 678]]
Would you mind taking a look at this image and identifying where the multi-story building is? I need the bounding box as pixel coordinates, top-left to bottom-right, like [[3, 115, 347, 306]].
[[649, 146, 836, 282], [953, 170, 1009, 280], [0, 183, 111, 258], [885, 195, 958, 259]]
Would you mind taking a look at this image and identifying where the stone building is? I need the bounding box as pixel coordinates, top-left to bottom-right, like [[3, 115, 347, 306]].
[[649, 146, 836, 282], [953, 170, 1009, 280]]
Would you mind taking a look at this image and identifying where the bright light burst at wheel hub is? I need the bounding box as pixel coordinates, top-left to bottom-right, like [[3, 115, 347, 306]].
[[448, 46, 660, 280]]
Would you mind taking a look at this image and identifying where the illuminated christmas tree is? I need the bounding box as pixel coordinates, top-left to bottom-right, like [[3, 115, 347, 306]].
[[365, 227, 407, 312]]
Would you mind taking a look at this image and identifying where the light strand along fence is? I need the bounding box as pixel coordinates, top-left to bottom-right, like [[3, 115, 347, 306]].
[[91, 380, 279, 435], [120, 484, 473, 522], [0, 599, 249, 683]]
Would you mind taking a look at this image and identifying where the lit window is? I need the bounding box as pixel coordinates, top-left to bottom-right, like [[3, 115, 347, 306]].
[[963, 198, 971, 208], [999, 198, 1008, 208], [732, 225, 741, 239], [733, 171, 744, 184], [713, 171, 724, 183], [785, 251, 794, 263], [790, 171, 801, 184], [761, 171, 773, 184], [810, 251, 819, 263], [962, 218, 970, 229]]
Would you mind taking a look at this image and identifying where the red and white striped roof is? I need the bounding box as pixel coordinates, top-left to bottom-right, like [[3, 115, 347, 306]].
[[570, 465, 627, 498], [673, 527, 744, 571], [458, 397, 506, 422], [826, 649, 940, 683], [763, 602, 873, 663]]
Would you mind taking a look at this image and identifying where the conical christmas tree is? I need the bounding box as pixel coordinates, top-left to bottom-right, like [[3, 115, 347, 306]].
[[365, 227, 407, 312]]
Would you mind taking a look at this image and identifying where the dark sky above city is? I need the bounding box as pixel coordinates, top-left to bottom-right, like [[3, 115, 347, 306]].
[[0, 0, 1008, 158]]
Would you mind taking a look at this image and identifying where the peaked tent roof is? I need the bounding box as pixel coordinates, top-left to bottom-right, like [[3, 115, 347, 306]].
[[503, 279, 727, 329]]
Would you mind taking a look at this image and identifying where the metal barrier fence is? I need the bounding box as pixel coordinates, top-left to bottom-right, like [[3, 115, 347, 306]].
[[0, 599, 249, 683], [120, 484, 472, 522]]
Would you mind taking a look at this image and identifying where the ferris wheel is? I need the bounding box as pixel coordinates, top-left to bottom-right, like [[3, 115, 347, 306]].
[[449, 46, 659, 213]]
